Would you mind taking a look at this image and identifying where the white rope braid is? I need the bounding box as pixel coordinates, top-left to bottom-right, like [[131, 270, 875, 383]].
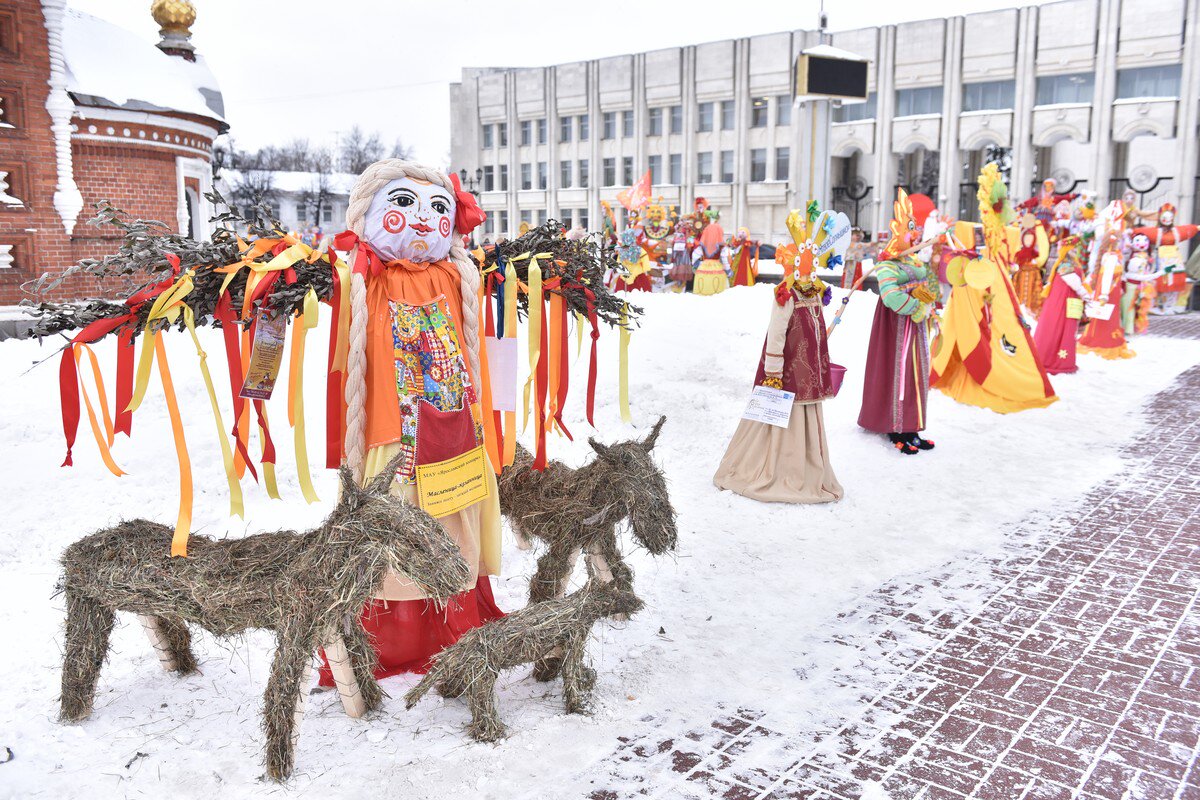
[[340, 160, 482, 481]]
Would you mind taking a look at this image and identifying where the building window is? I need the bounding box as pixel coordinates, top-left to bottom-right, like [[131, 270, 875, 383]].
[[520, 162, 532, 190], [720, 150, 734, 183], [1035, 73, 1093, 105], [537, 118, 547, 144], [669, 153, 682, 184], [520, 119, 532, 146], [776, 96, 792, 126], [323, 205, 333, 224], [482, 166, 495, 191], [721, 100, 735, 130], [521, 209, 532, 226], [622, 156, 634, 184], [560, 160, 573, 188], [833, 92, 877, 123], [499, 164, 509, 190], [1116, 64, 1182, 99], [537, 161, 547, 189], [750, 148, 767, 182], [498, 210, 509, 236], [561, 211, 573, 229], [669, 105, 683, 134], [498, 122, 508, 147], [696, 152, 713, 183], [537, 209, 547, 225], [579, 114, 589, 141], [560, 116, 572, 143], [750, 97, 769, 127], [622, 110, 634, 137], [603, 157, 616, 186], [774, 147, 790, 181], [602, 111, 616, 139], [697, 101, 714, 132], [648, 107, 664, 136], [649, 155, 662, 184], [296, 204, 306, 223], [482, 124, 493, 148], [578, 208, 589, 230], [579, 158, 589, 188], [962, 80, 1015, 112], [0, 12, 17, 58], [895, 87, 943, 117]]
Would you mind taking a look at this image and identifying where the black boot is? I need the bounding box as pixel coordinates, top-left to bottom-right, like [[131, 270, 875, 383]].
[[888, 432, 920, 455], [906, 432, 935, 451]]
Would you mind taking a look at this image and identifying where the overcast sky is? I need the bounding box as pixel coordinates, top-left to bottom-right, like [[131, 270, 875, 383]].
[[67, 0, 1052, 166]]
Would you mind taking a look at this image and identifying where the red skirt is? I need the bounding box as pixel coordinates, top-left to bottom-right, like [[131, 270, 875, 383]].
[[318, 576, 504, 685]]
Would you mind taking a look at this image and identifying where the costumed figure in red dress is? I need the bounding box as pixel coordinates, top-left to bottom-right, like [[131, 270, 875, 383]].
[[1033, 235, 1090, 375], [1132, 203, 1198, 315], [1018, 178, 1078, 233], [857, 189, 939, 455], [714, 205, 844, 502], [1078, 242, 1136, 361], [728, 227, 760, 287]]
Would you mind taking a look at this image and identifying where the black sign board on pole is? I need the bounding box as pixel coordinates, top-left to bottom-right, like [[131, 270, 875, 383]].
[[795, 55, 869, 100]]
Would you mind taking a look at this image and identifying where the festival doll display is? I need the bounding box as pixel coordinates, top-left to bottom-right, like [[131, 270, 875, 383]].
[[1121, 233, 1157, 335], [929, 165, 1057, 414], [728, 227, 760, 287], [28, 158, 638, 690], [1078, 240, 1136, 360], [668, 225, 694, 290], [612, 227, 654, 292], [856, 189, 939, 455], [713, 204, 845, 502], [1132, 203, 1197, 315], [1011, 211, 1051, 315], [842, 227, 872, 290], [1032, 235, 1090, 375], [1018, 178, 1077, 233], [692, 210, 730, 296]]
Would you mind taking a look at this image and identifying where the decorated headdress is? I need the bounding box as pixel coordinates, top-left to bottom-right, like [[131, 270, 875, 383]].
[[881, 188, 917, 259], [777, 201, 850, 304]]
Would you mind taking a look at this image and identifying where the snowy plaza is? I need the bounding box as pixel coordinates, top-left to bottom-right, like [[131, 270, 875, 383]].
[[3, 0, 1200, 798]]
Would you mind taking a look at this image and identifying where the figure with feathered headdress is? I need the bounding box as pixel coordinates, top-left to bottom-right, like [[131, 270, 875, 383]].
[[857, 189, 940, 455], [713, 203, 845, 502]]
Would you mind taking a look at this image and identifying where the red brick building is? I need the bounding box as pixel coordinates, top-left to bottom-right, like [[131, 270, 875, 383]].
[[0, 0, 225, 305]]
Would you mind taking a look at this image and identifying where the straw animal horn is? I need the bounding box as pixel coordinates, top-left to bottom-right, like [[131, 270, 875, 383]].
[[642, 416, 667, 450], [366, 451, 408, 496], [587, 437, 613, 459]]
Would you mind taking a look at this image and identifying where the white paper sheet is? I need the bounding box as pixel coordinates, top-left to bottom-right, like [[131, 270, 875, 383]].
[[484, 336, 518, 412], [742, 385, 796, 428]]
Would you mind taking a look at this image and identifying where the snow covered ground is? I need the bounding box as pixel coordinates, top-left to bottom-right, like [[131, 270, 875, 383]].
[[2, 286, 1197, 799]]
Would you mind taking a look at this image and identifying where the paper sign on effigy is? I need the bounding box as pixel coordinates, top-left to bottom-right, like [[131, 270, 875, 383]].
[[485, 336, 518, 412], [239, 312, 287, 400], [742, 385, 795, 428], [1088, 303, 1116, 321], [415, 445, 491, 517]]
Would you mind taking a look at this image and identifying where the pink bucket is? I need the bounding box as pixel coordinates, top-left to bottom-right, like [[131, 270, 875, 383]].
[[829, 363, 847, 397]]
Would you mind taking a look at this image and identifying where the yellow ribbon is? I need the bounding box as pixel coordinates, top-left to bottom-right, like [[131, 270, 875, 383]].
[[331, 258, 351, 372], [512, 252, 549, 432], [74, 343, 125, 477], [619, 302, 633, 424], [288, 288, 320, 504]]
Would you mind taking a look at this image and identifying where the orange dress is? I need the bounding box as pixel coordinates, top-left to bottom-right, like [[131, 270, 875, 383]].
[[320, 257, 504, 685]]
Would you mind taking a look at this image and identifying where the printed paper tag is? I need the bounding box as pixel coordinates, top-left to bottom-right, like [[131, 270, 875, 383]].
[[1065, 298, 1084, 320], [239, 311, 287, 400], [742, 385, 795, 428], [415, 445, 491, 517], [485, 336, 518, 413], [1088, 302, 1115, 321]]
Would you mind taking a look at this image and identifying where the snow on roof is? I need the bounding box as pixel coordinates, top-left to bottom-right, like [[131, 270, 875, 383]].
[[63, 8, 225, 124], [802, 43, 870, 62], [224, 170, 360, 196]]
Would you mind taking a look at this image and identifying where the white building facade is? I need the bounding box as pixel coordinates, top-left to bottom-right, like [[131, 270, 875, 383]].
[[450, 0, 1200, 245]]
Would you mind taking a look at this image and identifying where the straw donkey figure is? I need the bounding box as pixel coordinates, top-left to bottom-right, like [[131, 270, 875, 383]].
[[405, 581, 644, 742], [58, 454, 470, 781], [498, 415, 676, 680]]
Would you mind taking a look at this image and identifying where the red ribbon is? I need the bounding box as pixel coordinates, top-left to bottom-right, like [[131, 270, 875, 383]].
[[214, 292, 258, 481], [582, 288, 600, 428], [325, 255, 345, 469], [554, 295, 572, 441], [332, 230, 386, 277], [485, 271, 505, 461], [114, 329, 135, 436], [449, 172, 487, 234]]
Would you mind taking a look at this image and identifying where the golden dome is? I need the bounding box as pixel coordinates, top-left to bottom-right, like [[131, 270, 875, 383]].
[[151, 0, 196, 36]]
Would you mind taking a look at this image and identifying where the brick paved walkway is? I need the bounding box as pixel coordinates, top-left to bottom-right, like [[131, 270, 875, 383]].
[[586, 317, 1200, 800]]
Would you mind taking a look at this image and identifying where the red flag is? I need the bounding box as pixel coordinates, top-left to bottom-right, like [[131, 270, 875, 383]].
[[616, 170, 652, 212]]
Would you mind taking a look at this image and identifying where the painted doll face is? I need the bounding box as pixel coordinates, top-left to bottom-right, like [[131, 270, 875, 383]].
[[1160, 209, 1175, 227], [363, 177, 457, 263]]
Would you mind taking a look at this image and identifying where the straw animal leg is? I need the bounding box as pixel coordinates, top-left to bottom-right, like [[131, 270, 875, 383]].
[[341, 621, 384, 713], [529, 542, 580, 604], [586, 537, 636, 621], [560, 631, 594, 715], [323, 633, 368, 718], [262, 632, 313, 781], [437, 672, 467, 699], [156, 615, 199, 675], [464, 668, 506, 742], [59, 588, 115, 722], [512, 522, 533, 551]]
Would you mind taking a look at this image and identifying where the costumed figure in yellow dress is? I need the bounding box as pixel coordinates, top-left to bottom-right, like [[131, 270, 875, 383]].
[[714, 205, 844, 502], [929, 163, 1058, 414], [692, 211, 729, 296], [611, 228, 653, 292]]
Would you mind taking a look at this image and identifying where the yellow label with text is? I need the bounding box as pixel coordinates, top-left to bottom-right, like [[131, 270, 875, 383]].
[[415, 445, 490, 518]]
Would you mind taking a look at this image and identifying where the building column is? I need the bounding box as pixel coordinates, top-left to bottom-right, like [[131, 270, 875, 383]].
[[547, 69, 559, 222], [682, 45, 696, 214], [506, 72, 519, 235], [588, 61, 601, 225], [873, 25, 898, 234], [734, 37, 750, 226], [1175, 0, 1200, 223], [1090, 0, 1120, 199], [1010, 5, 1039, 195], [937, 15, 964, 212]]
